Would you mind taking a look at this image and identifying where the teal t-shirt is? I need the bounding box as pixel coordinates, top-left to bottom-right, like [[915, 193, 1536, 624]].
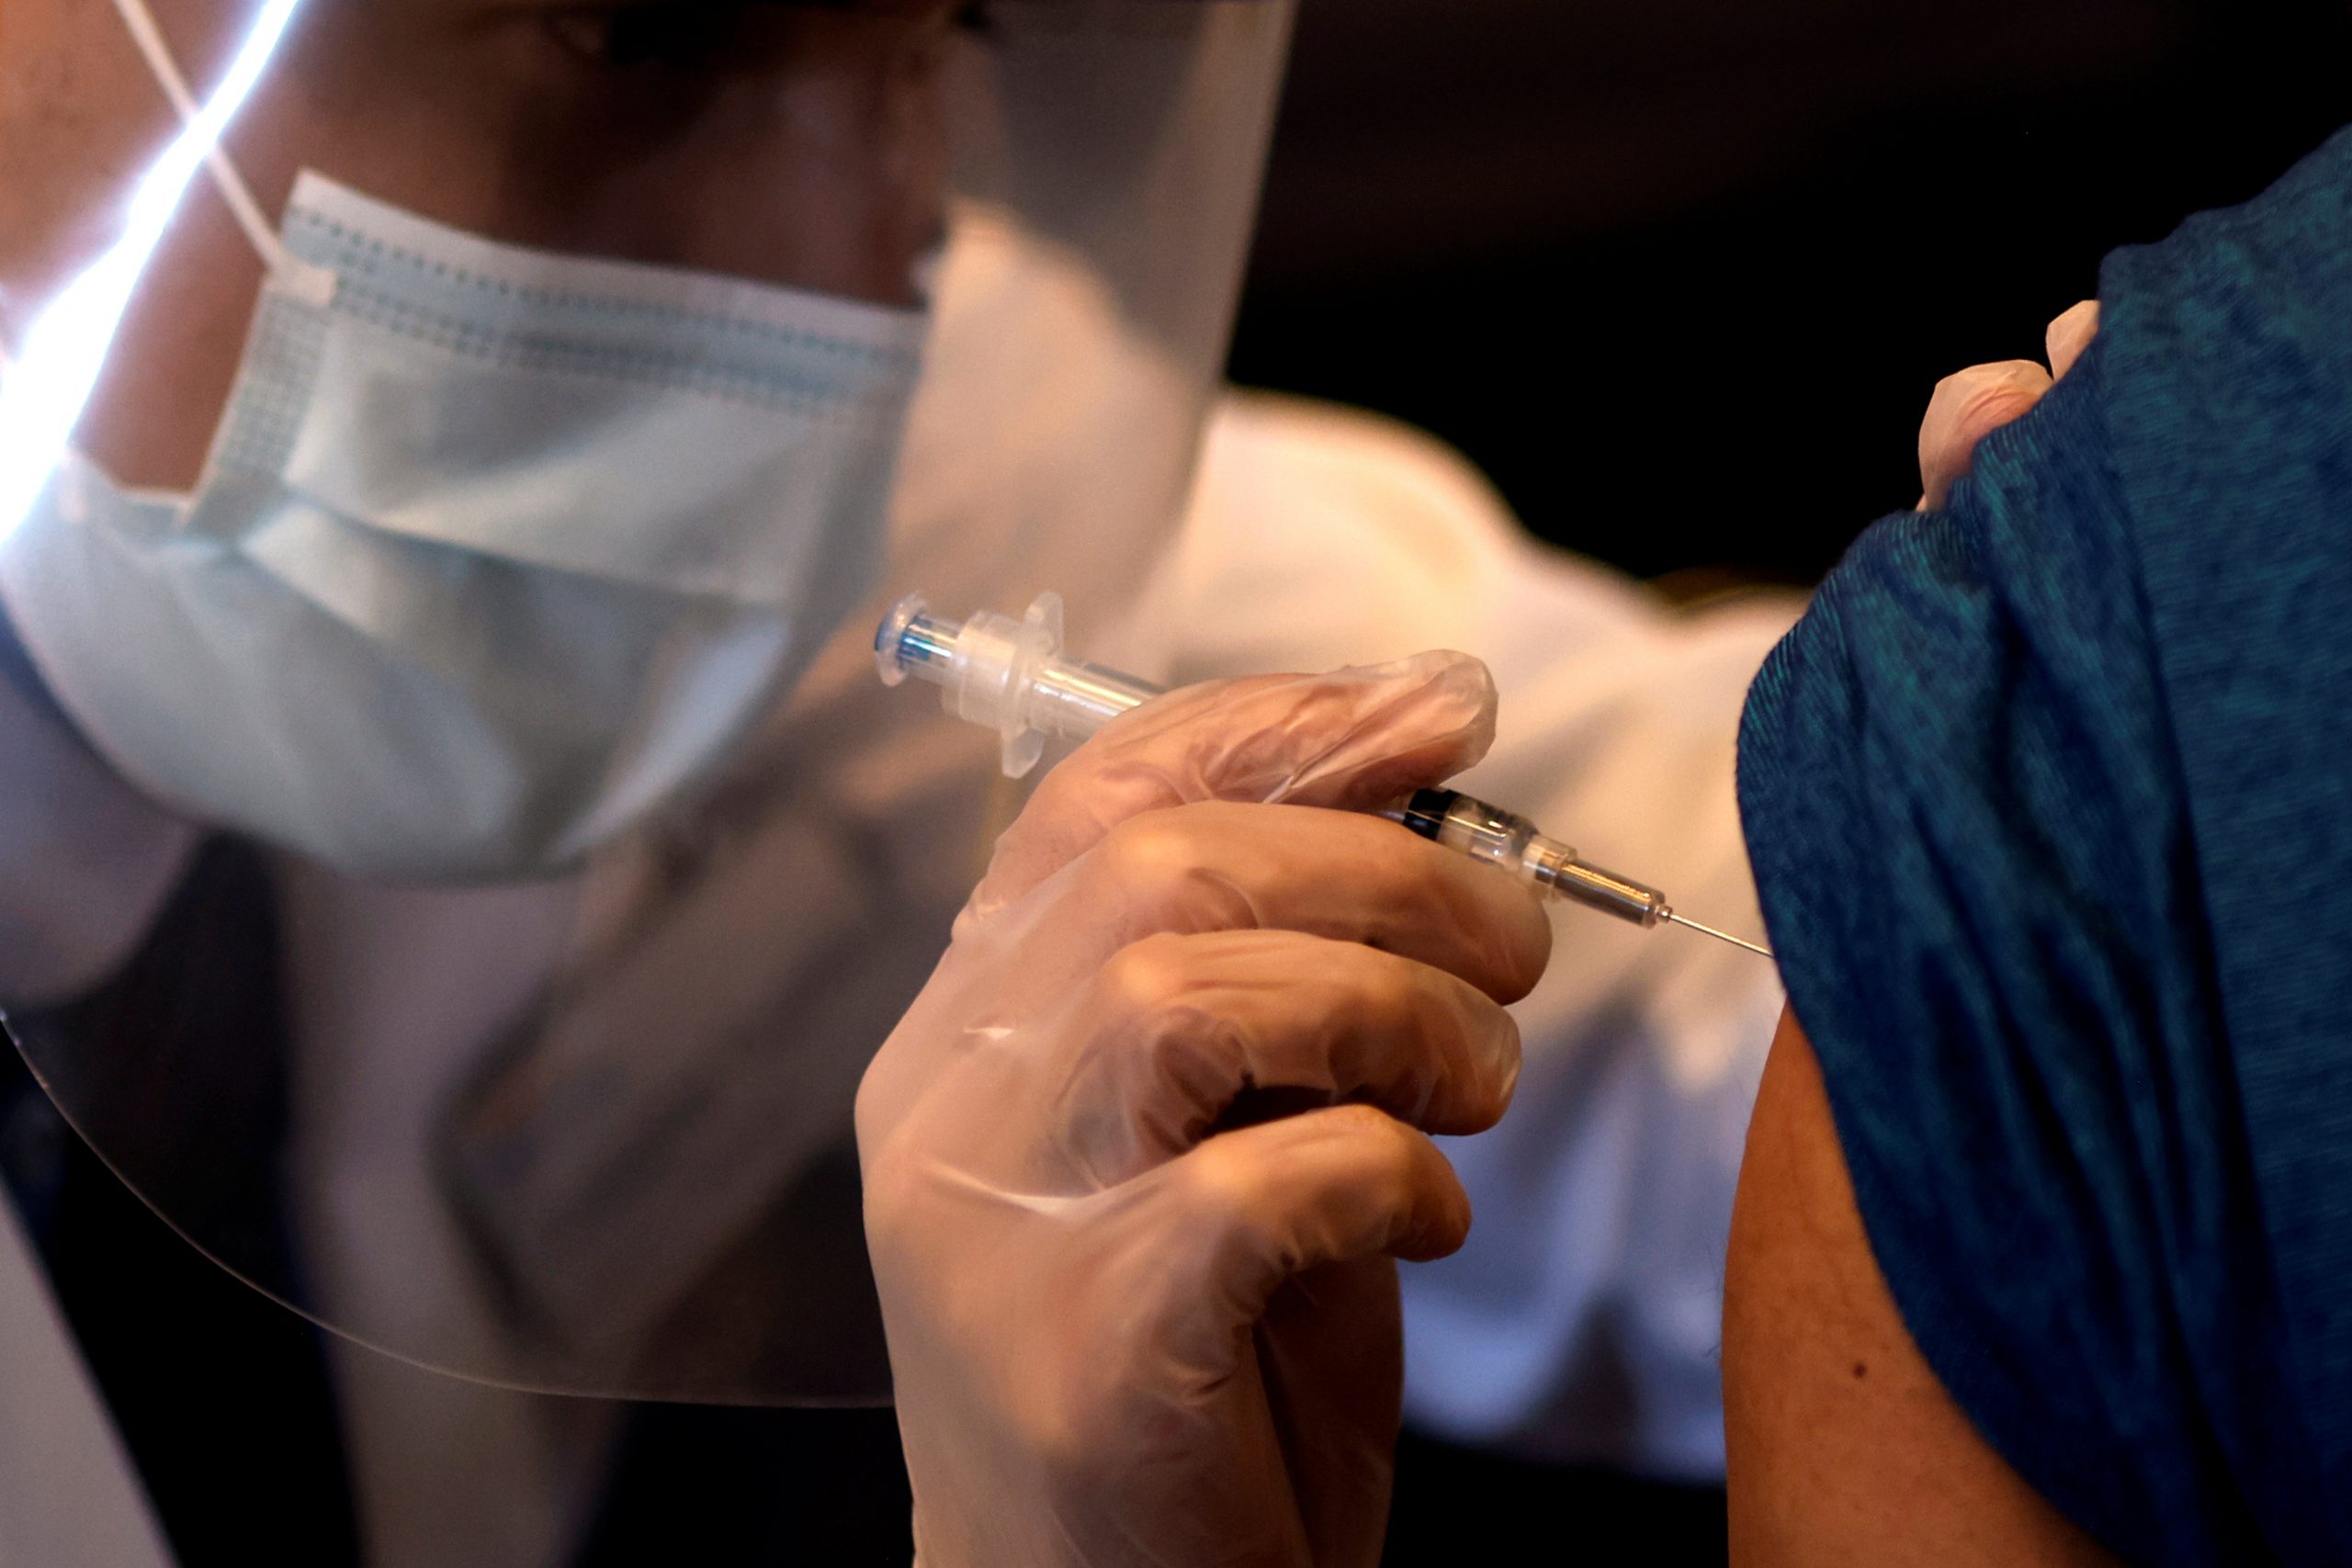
[[1737, 127, 2352, 1564]]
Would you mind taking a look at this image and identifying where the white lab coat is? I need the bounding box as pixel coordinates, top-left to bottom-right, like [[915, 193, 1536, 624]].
[[1158, 394, 1793, 1476], [0, 225, 1793, 1563]]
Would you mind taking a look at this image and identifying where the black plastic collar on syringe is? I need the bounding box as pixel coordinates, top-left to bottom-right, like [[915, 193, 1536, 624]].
[[1397, 788, 1460, 842]]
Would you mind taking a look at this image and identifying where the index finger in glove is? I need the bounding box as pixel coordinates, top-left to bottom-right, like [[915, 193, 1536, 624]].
[[1044, 929, 1523, 1187], [970, 651, 1497, 919]]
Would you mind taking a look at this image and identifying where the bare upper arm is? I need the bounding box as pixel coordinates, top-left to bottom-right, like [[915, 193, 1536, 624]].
[[1723, 1005, 2121, 1568]]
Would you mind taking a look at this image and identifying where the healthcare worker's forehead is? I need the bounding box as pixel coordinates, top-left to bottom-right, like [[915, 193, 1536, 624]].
[[112, 0, 977, 115]]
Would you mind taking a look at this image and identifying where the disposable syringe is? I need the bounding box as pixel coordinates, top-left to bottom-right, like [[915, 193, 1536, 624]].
[[876, 591, 1773, 960]]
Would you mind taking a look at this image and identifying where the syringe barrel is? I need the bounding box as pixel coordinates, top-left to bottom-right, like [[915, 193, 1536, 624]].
[[1397, 788, 1668, 927], [1400, 790, 1545, 882], [1025, 660, 1156, 739]]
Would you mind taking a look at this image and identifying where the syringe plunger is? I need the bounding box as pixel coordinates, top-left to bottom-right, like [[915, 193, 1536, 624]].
[[876, 590, 1159, 778]]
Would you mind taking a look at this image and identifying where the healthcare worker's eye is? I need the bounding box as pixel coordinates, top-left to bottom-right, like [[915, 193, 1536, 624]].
[[545, 4, 763, 71], [545, 0, 989, 73]]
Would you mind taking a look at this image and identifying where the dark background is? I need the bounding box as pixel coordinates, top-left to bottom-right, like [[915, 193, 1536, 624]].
[[1230, 0, 2352, 588]]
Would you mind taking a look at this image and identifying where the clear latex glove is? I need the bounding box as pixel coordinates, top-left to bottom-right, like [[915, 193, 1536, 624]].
[[857, 652, 1553, 1568]]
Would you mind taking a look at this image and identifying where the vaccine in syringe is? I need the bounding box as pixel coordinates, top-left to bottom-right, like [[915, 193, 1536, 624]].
[[876, 591, 1773, 960]]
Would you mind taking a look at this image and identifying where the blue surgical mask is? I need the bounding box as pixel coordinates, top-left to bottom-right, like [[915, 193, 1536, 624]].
[[0, 171, 928, 881]]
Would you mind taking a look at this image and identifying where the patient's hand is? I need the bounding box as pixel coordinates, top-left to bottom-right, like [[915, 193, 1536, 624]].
[[1917, 299, 2100, 510]]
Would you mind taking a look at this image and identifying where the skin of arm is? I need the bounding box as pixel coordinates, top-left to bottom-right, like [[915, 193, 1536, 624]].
[[1723, 1005, 2123, 1567]]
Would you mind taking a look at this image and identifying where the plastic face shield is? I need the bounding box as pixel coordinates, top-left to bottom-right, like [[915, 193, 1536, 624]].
[[0, 0, 1292, 1401]]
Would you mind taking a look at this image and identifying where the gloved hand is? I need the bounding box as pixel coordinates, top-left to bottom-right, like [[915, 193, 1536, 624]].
[[857, 653, 1551, 1568], [1917, 299, 2101, 510]]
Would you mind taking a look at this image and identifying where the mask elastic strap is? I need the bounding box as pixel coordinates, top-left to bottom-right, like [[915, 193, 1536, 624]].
[[107, 0, 300, 282]]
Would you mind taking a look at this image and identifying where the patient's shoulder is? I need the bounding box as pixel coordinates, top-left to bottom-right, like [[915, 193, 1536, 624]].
[[1733, 127, 2352, 1566]]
